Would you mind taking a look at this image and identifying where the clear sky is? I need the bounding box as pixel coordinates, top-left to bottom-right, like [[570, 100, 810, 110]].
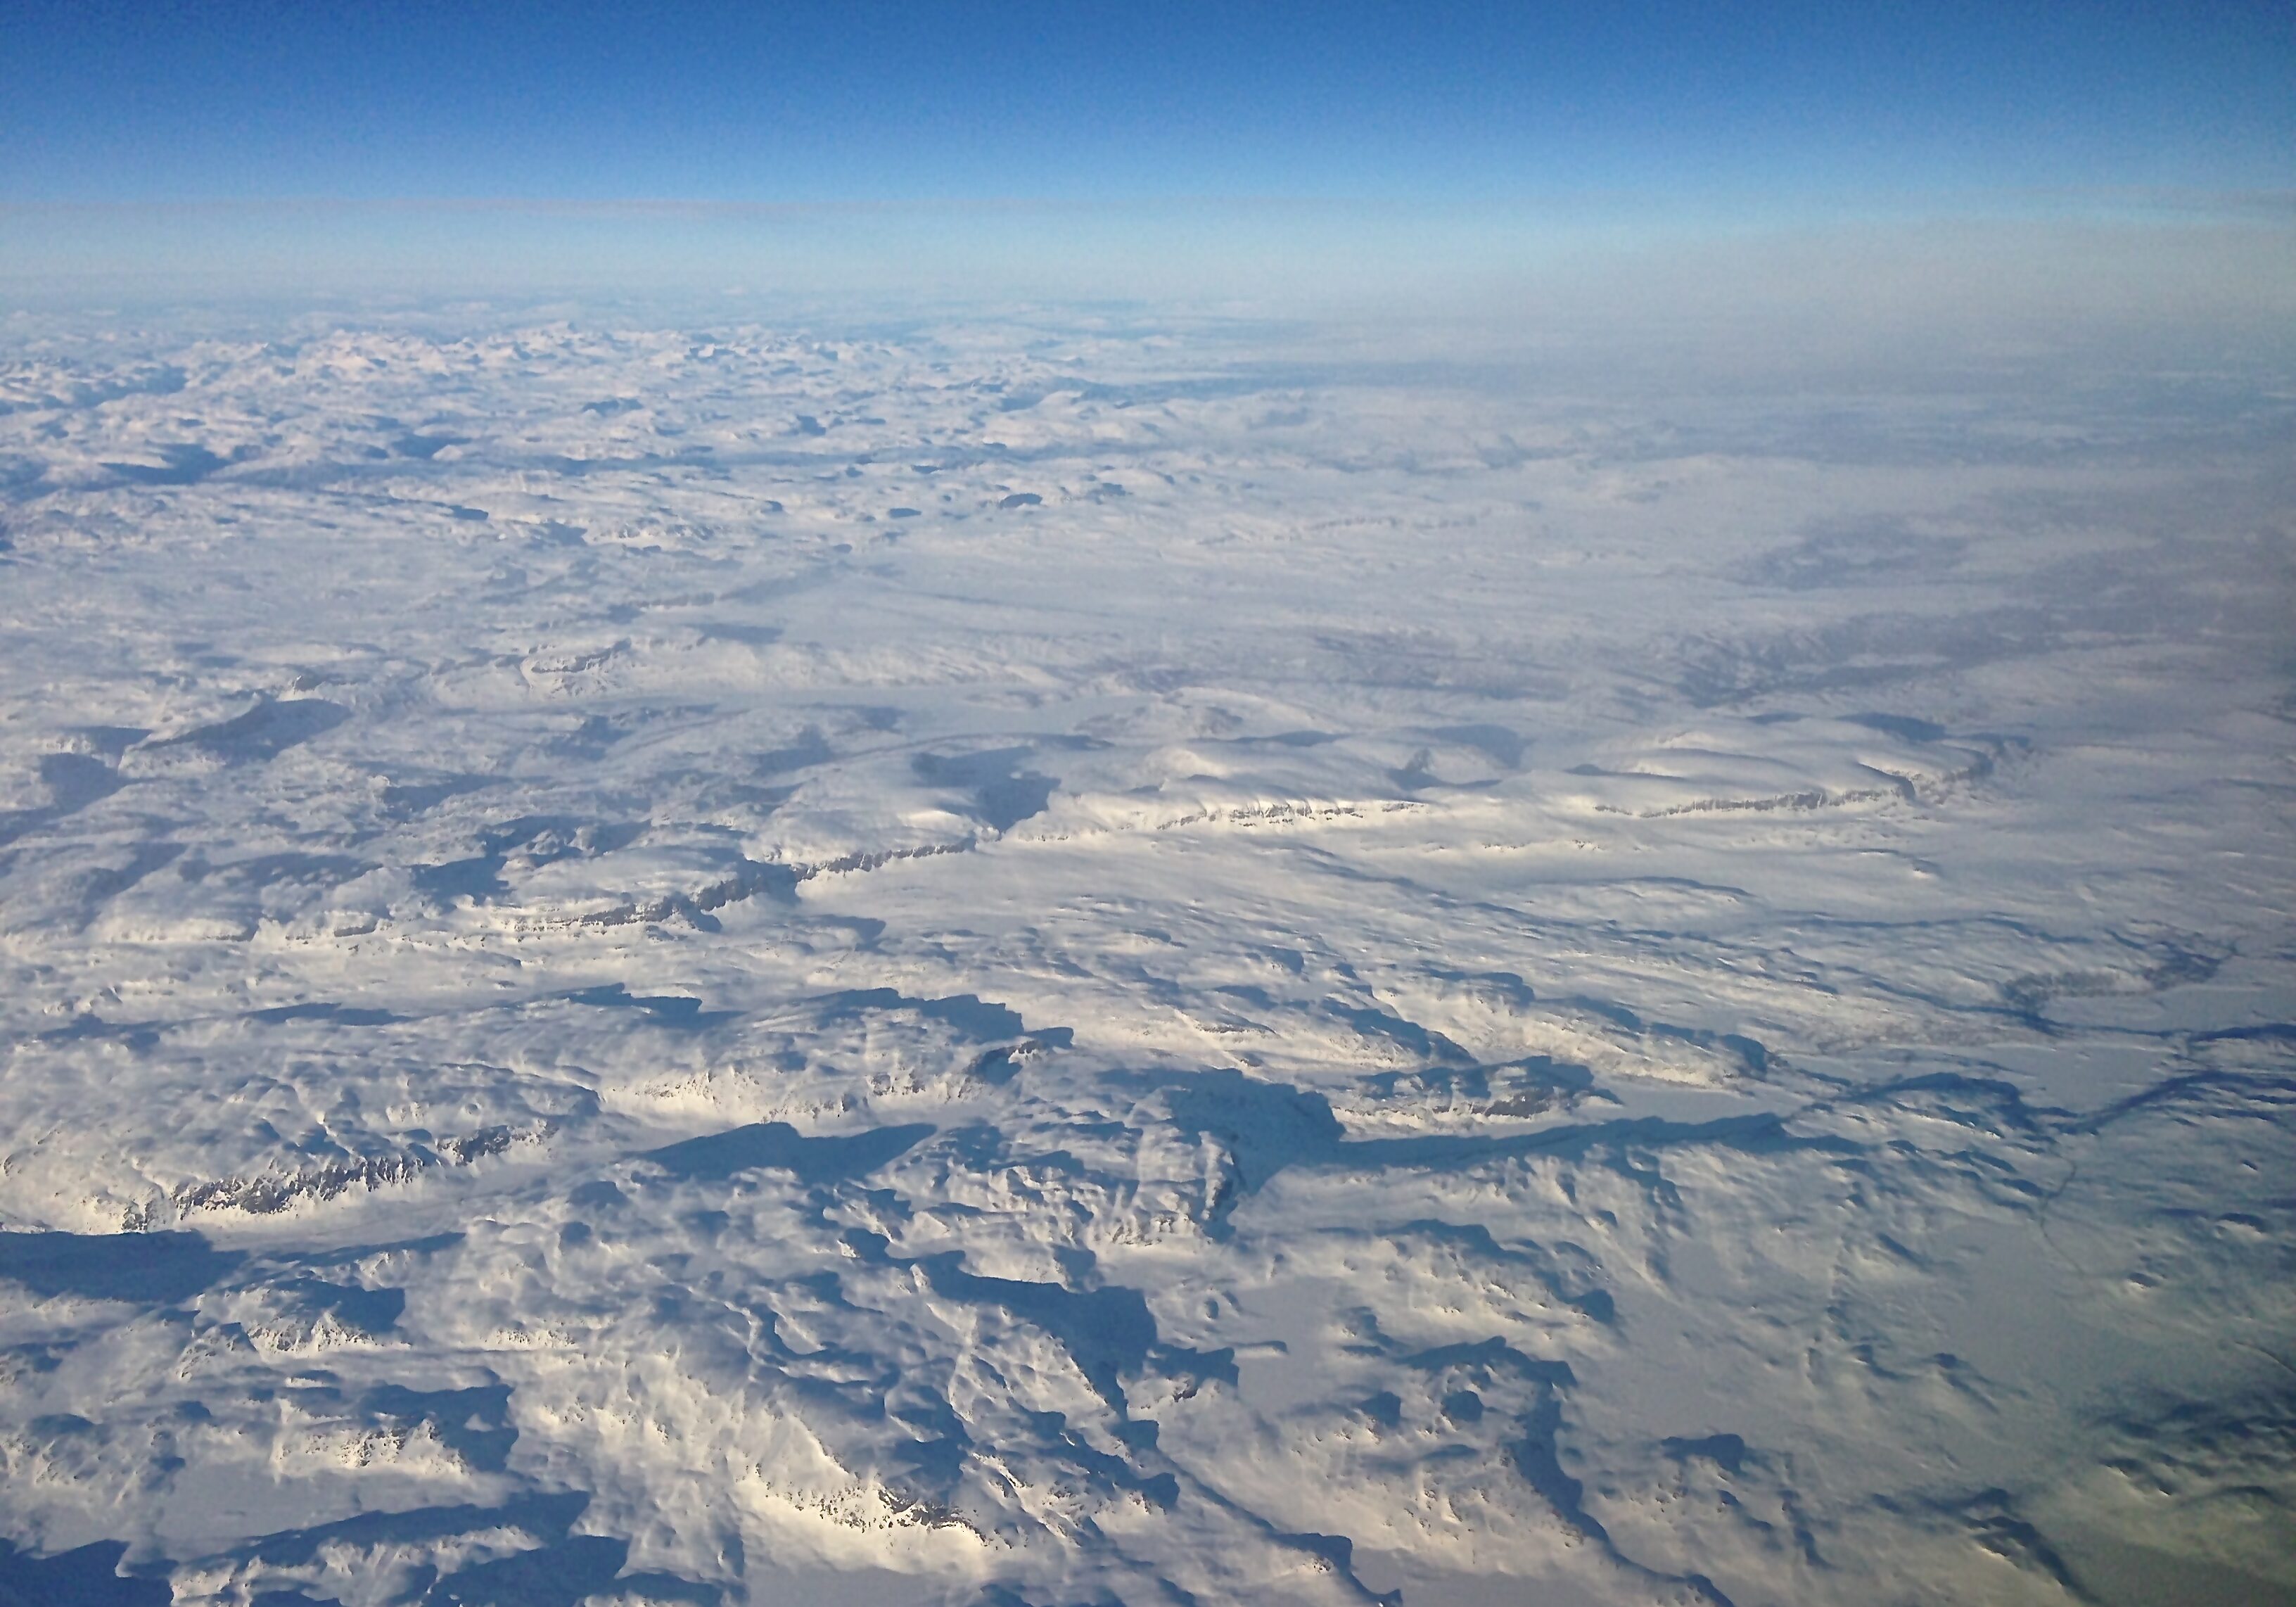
[[4, 0, 2291, 203]]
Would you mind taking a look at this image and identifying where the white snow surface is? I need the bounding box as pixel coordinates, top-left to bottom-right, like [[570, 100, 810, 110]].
[[0, 307, 2290, 1606]]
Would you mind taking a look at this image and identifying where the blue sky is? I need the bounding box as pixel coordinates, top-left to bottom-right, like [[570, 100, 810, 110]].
[[4, 1, 2291, 203]]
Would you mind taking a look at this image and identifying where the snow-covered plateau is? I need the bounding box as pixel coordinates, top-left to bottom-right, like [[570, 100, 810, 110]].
[[0, 306, 2289, 1606]]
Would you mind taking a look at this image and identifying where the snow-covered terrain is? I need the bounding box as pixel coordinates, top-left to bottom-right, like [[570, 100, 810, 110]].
[[0, 305, 2289, 1606]]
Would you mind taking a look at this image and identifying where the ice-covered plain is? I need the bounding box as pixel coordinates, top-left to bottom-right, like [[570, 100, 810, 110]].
[[0, 305, 2290, 1606]]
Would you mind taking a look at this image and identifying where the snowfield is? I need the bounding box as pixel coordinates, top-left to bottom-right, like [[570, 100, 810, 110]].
[[0, 305, 2289, 1606]]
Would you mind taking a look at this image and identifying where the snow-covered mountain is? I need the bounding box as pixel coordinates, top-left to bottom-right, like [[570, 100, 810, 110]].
[[0, 306, 2288, 1606]]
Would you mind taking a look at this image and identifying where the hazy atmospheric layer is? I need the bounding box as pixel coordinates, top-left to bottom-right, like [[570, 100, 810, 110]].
[[0, 305, 2290, 1607]]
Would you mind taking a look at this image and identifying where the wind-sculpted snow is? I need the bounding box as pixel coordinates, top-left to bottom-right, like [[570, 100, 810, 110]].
[[0, 310, 2290, 1606]]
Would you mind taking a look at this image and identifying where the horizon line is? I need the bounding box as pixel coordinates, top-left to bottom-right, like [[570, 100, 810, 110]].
[[4, 188, 2292, 220]]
